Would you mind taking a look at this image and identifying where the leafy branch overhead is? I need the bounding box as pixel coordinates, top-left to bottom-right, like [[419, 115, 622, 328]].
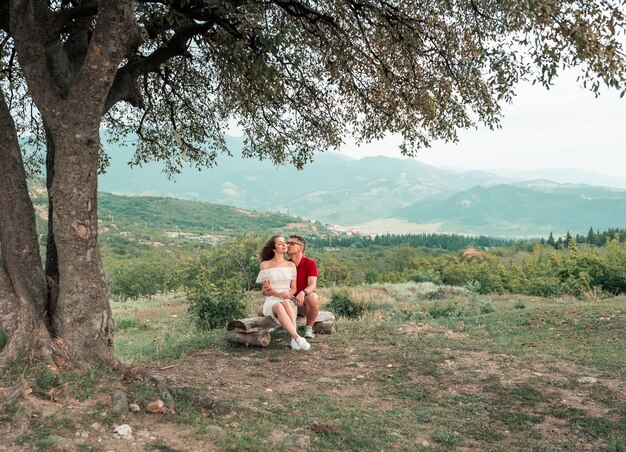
[[2, 0, 626, 173]]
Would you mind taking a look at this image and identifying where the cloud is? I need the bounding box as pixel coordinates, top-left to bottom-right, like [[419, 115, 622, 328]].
[[221, 182, 244, 198]]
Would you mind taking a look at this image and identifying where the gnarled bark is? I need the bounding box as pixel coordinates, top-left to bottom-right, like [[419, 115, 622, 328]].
[[1, 0, 143, 367], [45, 119, 116, 366], [0, 89, 50, 366]]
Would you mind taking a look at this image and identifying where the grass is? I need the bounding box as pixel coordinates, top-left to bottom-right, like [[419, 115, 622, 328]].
[[1, 285, 624, 450]]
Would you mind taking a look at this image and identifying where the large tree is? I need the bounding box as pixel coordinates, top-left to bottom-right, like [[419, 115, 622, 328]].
[[1, 0, 625, 368]]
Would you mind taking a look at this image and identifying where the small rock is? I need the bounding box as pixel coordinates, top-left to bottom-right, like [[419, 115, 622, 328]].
[[355, 375, 365, 379], [387, 364, 393, 368], [114, 424, 134, 440], [48, 434, 74, 448], [111, 390, 129, 415], [240, 356, 252, 362], [129, 403, 141, 412], [156, 380, 175, 412], [207, 425, 226, 440], [577, 376, 598, 384], [271, 432, 311, 451], [75, 430, 89, 438], [146, 399, 166, 414], [316, 377, 337, 384], [90, 422, 103, 432], [265, 388, 273, 393], [421, 440, 431, 447]]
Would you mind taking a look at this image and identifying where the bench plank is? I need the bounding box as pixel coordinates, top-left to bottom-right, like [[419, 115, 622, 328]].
[[227, 310, 336, 333], [225, 330, 271, 347]]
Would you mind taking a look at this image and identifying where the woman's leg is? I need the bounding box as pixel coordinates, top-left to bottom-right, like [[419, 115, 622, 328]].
[[272, 302, 299, 340], [283, 300, 297, 327]]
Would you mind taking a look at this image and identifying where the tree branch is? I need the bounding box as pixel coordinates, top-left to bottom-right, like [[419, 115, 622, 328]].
[[104, 21, 212, 112]]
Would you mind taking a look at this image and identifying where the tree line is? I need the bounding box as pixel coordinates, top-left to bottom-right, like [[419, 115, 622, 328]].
[[308, 233, 518, 251], [543, 228, 626, 249], [106, 230, 626, 301]]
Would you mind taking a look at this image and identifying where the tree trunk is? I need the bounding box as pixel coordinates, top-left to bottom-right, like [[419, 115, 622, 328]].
[[45, 118, 116, 367], [4, 0, 143, 368], [0, 90, 50, 366], [45, 126, 60, 319]]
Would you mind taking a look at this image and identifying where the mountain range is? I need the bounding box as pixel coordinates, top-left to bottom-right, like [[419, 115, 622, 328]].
[[98, 134, 626, 238]]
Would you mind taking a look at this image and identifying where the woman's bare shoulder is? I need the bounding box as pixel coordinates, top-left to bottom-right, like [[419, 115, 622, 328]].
[[285, 261, 296, 268], [259, 261, 272, 270]]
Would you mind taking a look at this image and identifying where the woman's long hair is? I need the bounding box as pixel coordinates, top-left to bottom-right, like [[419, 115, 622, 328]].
[[258, 235, 282, 262]]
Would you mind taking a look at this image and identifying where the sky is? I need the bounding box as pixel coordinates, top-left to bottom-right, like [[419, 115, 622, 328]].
[[338, 70, 626, 179]]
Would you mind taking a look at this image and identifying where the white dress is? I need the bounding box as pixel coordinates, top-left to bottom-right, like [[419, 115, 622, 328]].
[[256, 266, 297, 320]]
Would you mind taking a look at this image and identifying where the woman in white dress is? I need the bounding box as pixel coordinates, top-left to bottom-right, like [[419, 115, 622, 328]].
[[256, 235, 311, 351]]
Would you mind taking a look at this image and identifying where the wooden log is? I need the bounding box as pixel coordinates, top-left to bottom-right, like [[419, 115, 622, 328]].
[[296, 311, 336, 330], [228, 310, 336, 333], [227, 316, 278, 333], [225, 330, 271, 347]]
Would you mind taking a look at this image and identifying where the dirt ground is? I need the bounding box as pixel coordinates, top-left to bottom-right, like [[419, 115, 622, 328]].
[[2, 324, 624, 451]]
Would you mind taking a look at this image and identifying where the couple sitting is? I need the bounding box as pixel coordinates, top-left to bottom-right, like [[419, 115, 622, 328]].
[[255, 234, 319, 351]]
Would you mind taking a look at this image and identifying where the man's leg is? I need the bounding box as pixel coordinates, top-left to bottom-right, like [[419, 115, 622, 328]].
[[302, 293, 319, 338], [304, 293, 319, 326]]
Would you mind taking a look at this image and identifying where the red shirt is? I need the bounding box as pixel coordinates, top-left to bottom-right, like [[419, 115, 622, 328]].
[[295, 256, 318, 293]]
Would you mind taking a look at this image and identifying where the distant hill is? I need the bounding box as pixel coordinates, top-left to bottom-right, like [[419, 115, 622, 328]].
[[488, 168, 626, 189], [395, 183, 626, 237], [97, 133, 626, 237], [29, 180, 332, 243], [98, 134, 507, 225]]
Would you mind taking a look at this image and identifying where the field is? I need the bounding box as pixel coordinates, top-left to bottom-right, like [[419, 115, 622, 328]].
[[1, 283, 625, 451]]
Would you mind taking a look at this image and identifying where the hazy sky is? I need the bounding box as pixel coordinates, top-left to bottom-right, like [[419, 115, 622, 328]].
[[339, 70, 626, 179]]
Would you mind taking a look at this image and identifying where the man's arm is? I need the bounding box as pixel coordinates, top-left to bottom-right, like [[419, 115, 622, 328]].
[[304, 276, 317, 295], [295, 276, 317, 306]]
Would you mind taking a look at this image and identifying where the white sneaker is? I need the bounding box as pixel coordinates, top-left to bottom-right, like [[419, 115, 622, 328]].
[[290, 338, 301, 350], [296, 337, 310, 351], [303, 325, 315, 339]]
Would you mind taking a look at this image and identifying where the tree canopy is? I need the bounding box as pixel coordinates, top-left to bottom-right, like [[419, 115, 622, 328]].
[[3, 1, 626, 172]]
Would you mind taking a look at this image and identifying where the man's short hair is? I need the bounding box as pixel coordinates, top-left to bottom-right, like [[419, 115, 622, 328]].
[[290, 234, 307, 251]]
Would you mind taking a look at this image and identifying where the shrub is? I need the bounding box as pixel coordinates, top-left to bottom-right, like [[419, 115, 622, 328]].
[[328, 290, 363, 319], [108, 257, 179, 300], [187, 278, 246, 330], [410, 270, 442, 285], [428, 303, 457, 318], [0, 330, 6, 350], [116, 317, 150, 331], [424, 286, 459, 300]]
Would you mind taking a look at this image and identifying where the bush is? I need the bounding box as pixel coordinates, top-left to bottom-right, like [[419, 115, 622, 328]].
[[0, 330, 6, 350], [187, 278, 246, 330], [116, 317, 150, 331], [410, 270, 442, 285], [328, 290, 363, 319], [108, 257, 179, 300], [428, 303, 457, 318]]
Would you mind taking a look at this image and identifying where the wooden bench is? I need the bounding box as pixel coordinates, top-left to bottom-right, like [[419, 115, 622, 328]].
[[226, 311, 337, 347]]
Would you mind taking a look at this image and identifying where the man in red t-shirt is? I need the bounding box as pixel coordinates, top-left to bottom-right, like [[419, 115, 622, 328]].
[[260, 234, 319, 339]]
